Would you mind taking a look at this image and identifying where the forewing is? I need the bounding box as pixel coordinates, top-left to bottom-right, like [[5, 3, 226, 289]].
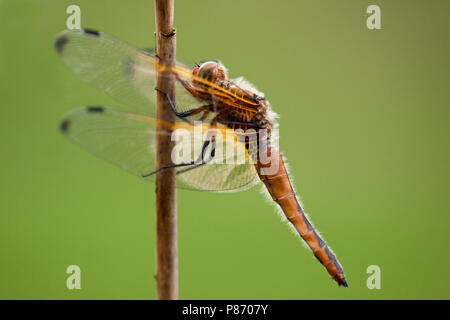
[[55, 29, 202, 116]]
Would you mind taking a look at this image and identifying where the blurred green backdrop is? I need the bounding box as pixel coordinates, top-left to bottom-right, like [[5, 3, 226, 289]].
[[0, 0, 448, 299]]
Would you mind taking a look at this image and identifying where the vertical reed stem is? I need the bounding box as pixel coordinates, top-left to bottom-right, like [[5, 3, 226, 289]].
[[154, 0, 177, 300]]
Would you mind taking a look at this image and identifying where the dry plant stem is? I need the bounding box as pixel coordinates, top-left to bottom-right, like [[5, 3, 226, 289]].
[[154, 0, 178, 300]]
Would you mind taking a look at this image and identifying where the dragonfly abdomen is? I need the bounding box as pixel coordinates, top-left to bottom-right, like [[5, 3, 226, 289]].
[[255, 147, 348, 287]]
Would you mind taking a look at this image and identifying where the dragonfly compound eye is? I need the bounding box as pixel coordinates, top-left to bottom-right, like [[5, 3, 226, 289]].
[[196, 61, 222, 82]]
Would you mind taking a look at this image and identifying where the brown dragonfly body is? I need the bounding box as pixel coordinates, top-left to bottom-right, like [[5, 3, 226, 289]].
[[55, 28, 347, 287], [176, 61, 347, 287]]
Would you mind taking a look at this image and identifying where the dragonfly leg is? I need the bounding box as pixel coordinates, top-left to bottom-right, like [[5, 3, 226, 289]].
[[154, 87, 208, 119], [175, 75, 210, 101], [175, 139, 217, 175], [141, 138, 216, 178], [141, 161, 196, 178]]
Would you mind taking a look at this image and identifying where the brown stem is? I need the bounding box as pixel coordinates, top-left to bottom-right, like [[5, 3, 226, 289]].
[[154, 0, 177, 300]]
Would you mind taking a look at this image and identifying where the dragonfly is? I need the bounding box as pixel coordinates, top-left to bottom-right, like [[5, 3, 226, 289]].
[[55, 28, 347, 287]]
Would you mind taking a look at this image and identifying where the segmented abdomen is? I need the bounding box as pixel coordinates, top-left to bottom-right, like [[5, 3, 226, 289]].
[[254, 146, 348, 287]]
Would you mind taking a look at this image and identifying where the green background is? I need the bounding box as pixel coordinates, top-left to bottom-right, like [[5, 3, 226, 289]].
[[0, 0, 448, 299]]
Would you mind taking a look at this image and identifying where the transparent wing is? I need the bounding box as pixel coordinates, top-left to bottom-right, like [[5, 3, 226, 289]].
[[55, 29, 202, 116], [60, 106, 260, 192]]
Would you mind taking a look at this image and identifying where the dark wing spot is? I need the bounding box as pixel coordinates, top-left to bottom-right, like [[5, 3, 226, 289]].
[[60, 118, 71, 133], [83, 28, 100, 36], [86, 106, 105, 113], [54, 35, 68, 53]]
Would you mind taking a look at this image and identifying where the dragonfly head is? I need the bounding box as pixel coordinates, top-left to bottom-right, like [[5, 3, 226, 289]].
[[193, 61, 226, 84]]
